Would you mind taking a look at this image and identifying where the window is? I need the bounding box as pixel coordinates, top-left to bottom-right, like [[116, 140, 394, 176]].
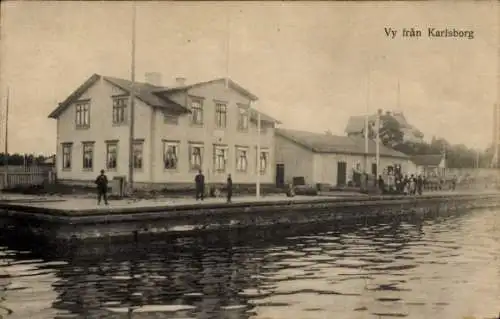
[[164, 112, 179, 125], [215, 102, 227, 128], [75, 101, 90, 128], [190, 99, 203, 125], [214, 146, 228, 173], [106, 142, 118, 170], [82, 142, 94, 170], [163, 141, 179, 170], [133, 141, 143, 170], [238, 106, 249, 130], [112, 97, 128, 125], [259, 150, 269, 174], [62, 143, 72, 170], [236, 147, 248, 172], [189, 144, 203, 170]]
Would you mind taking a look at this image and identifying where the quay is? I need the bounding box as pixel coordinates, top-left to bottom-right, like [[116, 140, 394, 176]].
[[0, 190, 499, 244]]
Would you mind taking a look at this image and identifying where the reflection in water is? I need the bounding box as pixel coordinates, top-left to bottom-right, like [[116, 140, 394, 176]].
[[0, 209, 499, 319]]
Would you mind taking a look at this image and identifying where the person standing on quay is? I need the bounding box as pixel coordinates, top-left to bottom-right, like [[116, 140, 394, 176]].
[[226, 174, 233, 203], [195, 170, 205, 201], [95, 169, 109, 205], [417, 175, 423, 195]]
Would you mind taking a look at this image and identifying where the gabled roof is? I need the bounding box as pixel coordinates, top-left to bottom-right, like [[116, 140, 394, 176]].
[[156, 77, 259, 101], [411, 154, 443, 166], [249, 108, 281, 124], [276, 128, 409, 159], [48, 74, 189, 119], [48, 73, 101, 118], [103, 76, 188, 114], [48, 74, 279, 124]]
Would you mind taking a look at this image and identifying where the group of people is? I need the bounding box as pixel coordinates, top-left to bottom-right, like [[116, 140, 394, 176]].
[[92, 169, 234, 206], [378, 173, 426, 195]]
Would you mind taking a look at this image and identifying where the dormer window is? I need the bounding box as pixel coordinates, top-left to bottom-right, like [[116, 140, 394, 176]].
[[237, 105, 249, 131], [190, 98, 204, 125], [112, 97, 128, 125], [75, 101, 90, 128]]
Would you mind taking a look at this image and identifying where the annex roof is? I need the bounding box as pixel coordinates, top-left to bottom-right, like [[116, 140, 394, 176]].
[[276, 128, 409, 159]]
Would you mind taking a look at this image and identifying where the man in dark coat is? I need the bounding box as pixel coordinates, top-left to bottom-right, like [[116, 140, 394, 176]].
[[195, 170, 205, 201], [417, 175, 423, 195], [226, 174, 233, 203], [95, 169, 109, 205]]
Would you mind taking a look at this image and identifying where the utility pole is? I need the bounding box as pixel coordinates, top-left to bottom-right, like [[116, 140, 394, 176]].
[[225, 6, 231, 89], [256, 110, 261, 199], [364, 61, 371, 174], [128, 2, 137, 193], [375, 109, 381, 178], [3, 88, 9, 189]]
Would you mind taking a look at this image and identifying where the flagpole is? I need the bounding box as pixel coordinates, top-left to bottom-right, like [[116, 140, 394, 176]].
[[375, 109, 381, 178], [256, 111, 261, 199], [3, 88, 9, 188], [225, 6, 231, 89], [128, 1, 137, 193], [364, 61, 370, 174]]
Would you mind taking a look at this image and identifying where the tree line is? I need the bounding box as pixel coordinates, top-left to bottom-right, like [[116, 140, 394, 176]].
[[370, 111, 491, 169], [0, 153, 54, 166]]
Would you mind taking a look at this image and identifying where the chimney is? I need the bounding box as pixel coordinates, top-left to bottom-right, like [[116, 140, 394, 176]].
[[144, 72, 162, 86], [175, 77, 186, 86]]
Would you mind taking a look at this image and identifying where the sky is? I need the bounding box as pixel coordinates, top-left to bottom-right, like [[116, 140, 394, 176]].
[[0, 1, 498, 155]]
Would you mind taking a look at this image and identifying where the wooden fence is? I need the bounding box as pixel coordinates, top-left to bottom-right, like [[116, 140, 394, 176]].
[[0, 165, 55, 190]]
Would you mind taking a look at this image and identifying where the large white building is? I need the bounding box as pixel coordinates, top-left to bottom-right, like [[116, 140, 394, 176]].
[[48, 73, 280, 189]]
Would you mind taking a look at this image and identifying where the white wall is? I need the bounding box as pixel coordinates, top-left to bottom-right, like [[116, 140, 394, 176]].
[[55, 77, 276, 185], [56, 77, 153, 182], [314, 153, 414, 185], [275, 135, 314, 185]]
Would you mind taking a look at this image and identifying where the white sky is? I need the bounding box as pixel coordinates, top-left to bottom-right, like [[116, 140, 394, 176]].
[[0, 1, 498, 155]]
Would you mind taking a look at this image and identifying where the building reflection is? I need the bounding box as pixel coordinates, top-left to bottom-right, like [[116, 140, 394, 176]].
[[50, 235, 266, 318], [0, 213, 445, 318]]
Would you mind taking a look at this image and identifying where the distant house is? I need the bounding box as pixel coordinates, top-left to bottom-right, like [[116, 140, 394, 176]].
[[345, 111, 424, 144], [411, 154, 447, 177], [48, 73, 280, 188], [275, 128, 416, 187]]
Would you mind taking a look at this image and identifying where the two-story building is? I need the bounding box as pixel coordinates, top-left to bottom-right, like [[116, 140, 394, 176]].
[[48, 73, 280, 189], [345, 111, 424, 144]]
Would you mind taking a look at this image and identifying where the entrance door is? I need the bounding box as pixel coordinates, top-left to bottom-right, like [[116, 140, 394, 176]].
[[337, 161, 347, 186], [276, 164, 285, 187], [371, 163, 377, 176]]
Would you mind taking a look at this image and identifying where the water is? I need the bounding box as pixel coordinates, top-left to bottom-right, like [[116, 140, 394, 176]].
[[0, 209, 499, 319]]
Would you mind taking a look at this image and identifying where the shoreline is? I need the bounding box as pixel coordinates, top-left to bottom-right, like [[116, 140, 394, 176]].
[[0, 191, 499, 244]]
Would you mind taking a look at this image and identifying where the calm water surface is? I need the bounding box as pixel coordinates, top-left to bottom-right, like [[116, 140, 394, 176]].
[[0, 209, 499, 319]]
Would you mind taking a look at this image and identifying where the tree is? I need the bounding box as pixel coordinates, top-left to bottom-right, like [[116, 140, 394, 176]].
[[378, 114, 404, 147]]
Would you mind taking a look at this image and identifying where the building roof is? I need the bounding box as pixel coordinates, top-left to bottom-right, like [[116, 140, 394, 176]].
[[48, 74, 280, 124], [276, 128, 409, 158], [103, 76, 188, 114], [411, 154, 443, 166], [344, 111, 422, 136], [156, 78, 259, 101], [345, 115, 376, 134]]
